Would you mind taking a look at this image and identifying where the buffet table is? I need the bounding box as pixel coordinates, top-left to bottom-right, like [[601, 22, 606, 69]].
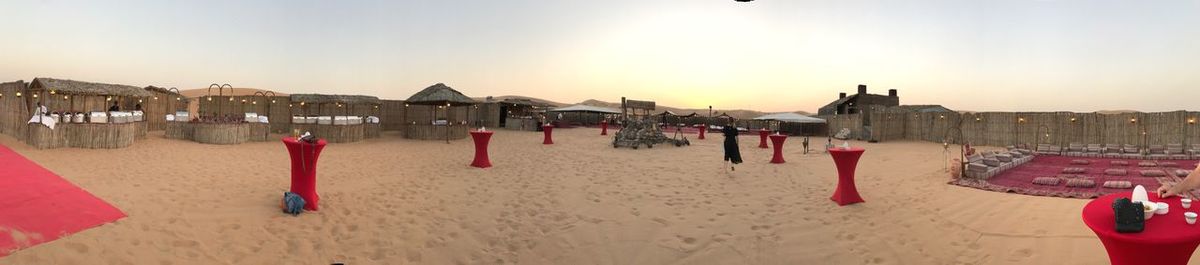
[[193, 123, 251, 145], [25, 122, 143, 149], [292, 124, 365, 143]]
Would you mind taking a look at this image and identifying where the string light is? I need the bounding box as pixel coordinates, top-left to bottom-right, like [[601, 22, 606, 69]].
[[50, 90, 56, 95], [300, 102, 305, 106], [1018, 117, 1025, 123], [1130, 118, 1137, 123], [138, 99, 142, 103], [154, 96, 158, 100], [33, 94, 38, 98], [64, 95, 69, 100], [176, 97, 181, 101], [15, 92, 20, 97], [208, 97, 213, 101], [252, 101, 257, 105], [1070, 117, 1077, 122], [271, 100, 276, 103], [1189, 118, 1196, 124]]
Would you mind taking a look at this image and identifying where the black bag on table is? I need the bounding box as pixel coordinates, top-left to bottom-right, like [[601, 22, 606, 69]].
[[1113, 198, 1144, 233]]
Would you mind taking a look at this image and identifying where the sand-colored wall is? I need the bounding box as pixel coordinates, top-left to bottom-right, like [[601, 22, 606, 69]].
[[0, 81, 29, 140], [871, 110, 1200, 147]]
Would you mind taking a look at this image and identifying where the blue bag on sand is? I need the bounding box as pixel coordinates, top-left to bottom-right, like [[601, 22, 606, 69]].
[[283, 192, 306, 216]]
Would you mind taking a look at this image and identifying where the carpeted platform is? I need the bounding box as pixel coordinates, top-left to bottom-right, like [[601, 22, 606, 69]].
[[952, 155, 1200, 199], [0, 143, 125, 257]]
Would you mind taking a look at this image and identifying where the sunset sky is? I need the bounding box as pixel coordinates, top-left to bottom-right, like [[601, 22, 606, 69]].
[[1, 0, 1197, 113]]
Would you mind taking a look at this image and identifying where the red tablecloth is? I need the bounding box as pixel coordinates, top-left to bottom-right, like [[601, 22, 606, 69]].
[[829, 147, 865, 206], [542, 125, 554, 144], [470, 131, 493, 168], [600, 121, 608, 135], [769, 134, 787, 164], [1082, 192, 1200, 265], [283, 137, 326, 211], [758, 129, 770, 148]]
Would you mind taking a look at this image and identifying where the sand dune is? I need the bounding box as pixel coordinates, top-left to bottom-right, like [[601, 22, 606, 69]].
[[0, 129, 1173, 264]]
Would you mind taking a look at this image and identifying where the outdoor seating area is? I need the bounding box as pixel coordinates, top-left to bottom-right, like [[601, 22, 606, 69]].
[[954, 155, 1200, 199], [1023, 142, 1200, 160]]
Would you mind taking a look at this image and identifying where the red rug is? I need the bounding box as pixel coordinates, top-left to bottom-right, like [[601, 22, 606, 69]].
[[0, 143, 125, 257], [952, 156, 1200, 199]]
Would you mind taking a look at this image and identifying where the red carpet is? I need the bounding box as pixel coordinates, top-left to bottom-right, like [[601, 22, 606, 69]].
[[953, 155, 1200, 199], [0, 143, 125, 257]]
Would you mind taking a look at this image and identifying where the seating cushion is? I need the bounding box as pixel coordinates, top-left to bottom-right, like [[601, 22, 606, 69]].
[[1066, 179, 1096, 188], [983, 158, 1002, 167], [1032, 177, 1061, 186], [1070, 160, 1091, 165], [1175, 169, 1191, 177], [1103, 181, 1133, 189], [1111, 160, 1129, 166], [1160, 162, 1179, 168], [1139, 161, 1158, 167], [967, 163, 989, 173], [1105, 169, 1128, 176], [1061, 167, 1086, 174], [1140, 170, 1167, 177]]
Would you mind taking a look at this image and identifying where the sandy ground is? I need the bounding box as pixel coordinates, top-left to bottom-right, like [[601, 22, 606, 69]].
[[0, 127, 1190, 264]]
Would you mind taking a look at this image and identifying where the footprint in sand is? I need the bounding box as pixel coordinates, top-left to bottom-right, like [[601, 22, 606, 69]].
[[64, 242, 90, 254]]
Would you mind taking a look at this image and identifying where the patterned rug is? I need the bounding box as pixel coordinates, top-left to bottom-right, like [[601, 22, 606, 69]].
[[951, 155, 1200, 199]]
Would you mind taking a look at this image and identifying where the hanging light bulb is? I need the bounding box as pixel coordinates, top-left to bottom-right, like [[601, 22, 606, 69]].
[[63, 95, 69, 100], [300, 102, 305, 106], [15, 92, 20, 97], [33, 94, 38, 98], [138, 99, 143, 103], [154, 96, 158, 100], [1189, 118, 1196, 124], [271, 100, 276, 103], [252, 101, 257, 105], [176, 97, 181, 101], [208, 97, 213, 101], [49, 90, 56, 95]]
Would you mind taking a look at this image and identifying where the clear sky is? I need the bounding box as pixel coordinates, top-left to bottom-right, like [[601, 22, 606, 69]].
[[1, 0, 1197, 113]]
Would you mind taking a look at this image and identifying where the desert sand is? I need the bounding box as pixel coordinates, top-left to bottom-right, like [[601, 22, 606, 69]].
[[0, 128, 1183, 264]]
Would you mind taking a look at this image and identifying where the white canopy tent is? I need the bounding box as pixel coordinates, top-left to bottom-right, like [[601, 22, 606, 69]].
[[550, 105, 621, 114], [753, 113, 826, 123]]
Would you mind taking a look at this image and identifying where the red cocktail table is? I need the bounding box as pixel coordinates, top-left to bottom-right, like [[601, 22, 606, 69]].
[[470, 130, 493, 168], [758, 129, 770, 148], [769, 134, 787, 164], [282, 137, 326, 211], [542, 125, 554, 144], [1082, 192, 1200, 265], [829, 147, 865, 206]]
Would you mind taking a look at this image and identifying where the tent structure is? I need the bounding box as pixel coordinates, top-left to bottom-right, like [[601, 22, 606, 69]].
[[550, 105, 620, 114], [753, 113, 826, 123], [404, 83, 478, 142]]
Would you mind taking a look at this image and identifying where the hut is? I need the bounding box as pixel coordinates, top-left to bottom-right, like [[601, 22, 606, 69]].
[[172, 85, 281, 145], [23, 77, 153, 149], [547, 104, 621, 128], [289, 93, 382, 143], [476, 98, 553, 131], [142, 86, 190, 131], [403, 83, 478, 142]]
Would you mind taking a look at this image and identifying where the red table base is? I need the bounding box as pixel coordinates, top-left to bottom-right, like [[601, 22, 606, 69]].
[[697, 126, 706, 140], [542, 125, 554, 144], [470, 131, 493, 168], [829, 147, 865, 206], [601, 121, 608, 135], [283, 137, 327, 211], [758, 130, 770, 148], [769, 134, 787, 163], [1083, 192, 1200, 265]]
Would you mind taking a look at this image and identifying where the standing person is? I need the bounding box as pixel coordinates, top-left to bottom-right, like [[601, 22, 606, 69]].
[[33, 101, 48, 122], [108, 101, 120, 111], [722, 119, 743, 171]]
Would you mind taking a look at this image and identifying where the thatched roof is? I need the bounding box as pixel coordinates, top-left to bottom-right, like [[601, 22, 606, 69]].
[[144, 86, 185, 96], [289, 94, 380, 105], [496, 98, 553, 108], [406, 83, 477, 105], [29, 77, 152, 97]]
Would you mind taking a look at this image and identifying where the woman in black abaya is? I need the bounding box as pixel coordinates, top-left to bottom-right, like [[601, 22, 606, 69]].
[[722, 120, 743, 171]]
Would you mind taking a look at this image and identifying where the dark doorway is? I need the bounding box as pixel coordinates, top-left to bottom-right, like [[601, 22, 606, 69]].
[[498, 105, 508, 127]]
